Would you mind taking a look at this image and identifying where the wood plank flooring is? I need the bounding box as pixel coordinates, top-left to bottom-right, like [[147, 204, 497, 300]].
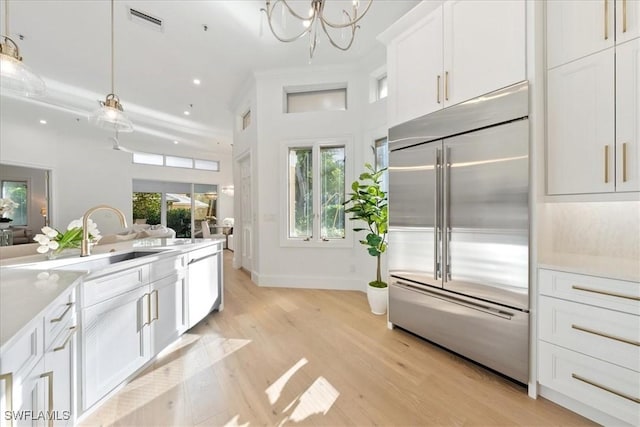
[[79, 251, 594, 426]]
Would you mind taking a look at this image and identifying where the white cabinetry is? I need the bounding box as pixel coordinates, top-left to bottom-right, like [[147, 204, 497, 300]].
[[186, 245, 222, 328], [538, 268, 640, 426], [1, 287, 76, 427], [546, 0, 640, 195], [384, 0, 525, 127], [82, 285, 150, 410], [81, 254, 188, 411], [547, 49, 615, 194], [616, 38, 640, 191]]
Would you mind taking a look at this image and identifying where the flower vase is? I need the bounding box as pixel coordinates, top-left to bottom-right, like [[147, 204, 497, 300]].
[[0, 222, 11, 230], [47, 247, 80, 260]]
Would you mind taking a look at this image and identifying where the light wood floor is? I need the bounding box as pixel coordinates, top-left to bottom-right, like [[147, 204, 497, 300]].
[[80, 251, 594, 427]]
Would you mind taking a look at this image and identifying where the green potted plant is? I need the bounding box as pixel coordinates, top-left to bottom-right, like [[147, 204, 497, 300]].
[[344, 163, 388, 315]]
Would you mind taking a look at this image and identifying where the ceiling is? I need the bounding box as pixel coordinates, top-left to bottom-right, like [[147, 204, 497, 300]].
[[0, 0, 420, 156]]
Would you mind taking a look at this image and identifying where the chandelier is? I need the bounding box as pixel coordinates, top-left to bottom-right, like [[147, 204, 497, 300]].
[[89, 0, 134, 132], [261, 0, 373, 59], [0, 0, 46, 97]]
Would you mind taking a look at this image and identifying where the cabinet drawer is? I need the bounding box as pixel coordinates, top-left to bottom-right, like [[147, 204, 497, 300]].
[[150, 254, 185, 282], [539, 296, 640, 371], [539, 269, 639, 315], [44, 288, 76, 350], [0, 321, 42, 380], [539, 341, 640, 426], [83, 265, 148, 307]]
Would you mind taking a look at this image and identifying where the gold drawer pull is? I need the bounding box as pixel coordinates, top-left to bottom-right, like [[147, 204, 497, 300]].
[[572, 373, 640, 404], [50, 302, 73, 323], [571, 324, 640, 347], [623, 0, 628, 33], [622, 142, 628, 182], [604, 145, 610, 183], [572, 285, 640, 301], [53, 326, 77, 352], [0, 372, 13, 427], [604, 0, 609, 40]]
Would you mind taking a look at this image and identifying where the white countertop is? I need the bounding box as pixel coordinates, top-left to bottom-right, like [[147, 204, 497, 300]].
[[538, 252, 640, 283], [0, 238, 224, 350]]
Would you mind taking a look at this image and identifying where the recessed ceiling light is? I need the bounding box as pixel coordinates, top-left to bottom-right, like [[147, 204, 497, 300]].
[[193, 79, 201, 85], [183, 111, 190, 116], [173, 140, 179, 144], [39, 119, 47, 124]]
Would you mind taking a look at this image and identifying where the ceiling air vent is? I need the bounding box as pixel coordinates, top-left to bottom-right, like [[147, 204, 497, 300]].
[[128, 7, 163, 32]]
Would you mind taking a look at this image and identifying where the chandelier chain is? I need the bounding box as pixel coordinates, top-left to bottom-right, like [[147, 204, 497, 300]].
[[4, 0, 9, 38], [111, 0, 114, 94]]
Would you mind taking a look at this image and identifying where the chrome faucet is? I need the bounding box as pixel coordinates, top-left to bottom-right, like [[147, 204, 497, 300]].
[[81, 205, 128, 257]]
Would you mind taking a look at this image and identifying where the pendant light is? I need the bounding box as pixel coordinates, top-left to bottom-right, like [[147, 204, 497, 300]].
[[0, 0, 46, 97], [89, 0, 134, 133]]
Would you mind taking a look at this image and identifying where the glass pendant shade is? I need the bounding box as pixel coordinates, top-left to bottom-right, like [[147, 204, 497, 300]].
[[89, 93, 134, 133], [0, 36, 46, 97]]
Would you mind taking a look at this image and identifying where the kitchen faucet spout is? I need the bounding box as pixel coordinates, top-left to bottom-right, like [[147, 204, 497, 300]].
[[81, 205, 128, 256]]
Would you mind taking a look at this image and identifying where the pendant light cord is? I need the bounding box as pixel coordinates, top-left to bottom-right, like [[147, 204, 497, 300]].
[[111, 0, 114, 94], [4, 0, 9, 38]]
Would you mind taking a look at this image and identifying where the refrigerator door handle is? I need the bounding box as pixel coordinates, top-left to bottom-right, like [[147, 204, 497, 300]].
[[434, 148, 442, 280], [443, 146, 452, 281]]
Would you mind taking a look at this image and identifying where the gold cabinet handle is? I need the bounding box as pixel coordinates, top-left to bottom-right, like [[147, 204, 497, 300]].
[[623, 142, 628, 182], [572, 373, 640, 403], [39, 371, 54, 427], [444, 71, 449, 101], [571, 324, 640, 346], [152, 290, 159, 322], [604, 145, 610, 183], [141, 293, 151, 326], [623, 0, 628, 33], [604, 0, 609, 39], [0, 372, 13, 427], [437, 75, 441, 104], [50, 302, 73, 323], [572, 284, 640, 301], [53, 326, 77, 352]]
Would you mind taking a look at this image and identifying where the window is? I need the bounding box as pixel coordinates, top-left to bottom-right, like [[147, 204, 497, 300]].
[[133, 151, 219, 171], [242, 110, 251, 130], [1, 180, 27, 225], [374, 137, 389, 192], [286, 88, 347, 113], [286, 141, 347, 244], [377, 75, 388, 100]]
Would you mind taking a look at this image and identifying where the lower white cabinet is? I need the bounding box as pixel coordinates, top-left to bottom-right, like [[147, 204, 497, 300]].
[[150, 272, 187, 354], [81, 286, 151, 410], [187, 245, 222, 328], [43, 325, 76, 427], [538, 268, 640, 425]]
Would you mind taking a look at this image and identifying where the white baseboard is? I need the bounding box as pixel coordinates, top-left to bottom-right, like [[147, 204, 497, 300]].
[[253, 273, 365, 291], [538, 385, 632, 426]]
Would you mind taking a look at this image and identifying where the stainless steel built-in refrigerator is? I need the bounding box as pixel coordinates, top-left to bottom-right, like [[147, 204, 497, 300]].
[[388, 81, 530, 383]]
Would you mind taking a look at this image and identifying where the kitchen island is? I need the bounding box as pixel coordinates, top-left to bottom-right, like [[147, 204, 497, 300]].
[[0, 238, 224, 426]]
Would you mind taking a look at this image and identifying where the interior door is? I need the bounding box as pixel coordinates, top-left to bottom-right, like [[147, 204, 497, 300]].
[[239, 155, 253, 272], [443, 120, 529, 310], [388, 142, 442, 287]]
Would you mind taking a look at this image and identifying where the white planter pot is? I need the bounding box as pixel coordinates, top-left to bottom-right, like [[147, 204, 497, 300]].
[[367, 284, 388, 315]]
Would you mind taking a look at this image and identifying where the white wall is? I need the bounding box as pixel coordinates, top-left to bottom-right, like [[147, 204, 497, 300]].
[[0, 119, 233, 235], [233, 61, 388, 291]]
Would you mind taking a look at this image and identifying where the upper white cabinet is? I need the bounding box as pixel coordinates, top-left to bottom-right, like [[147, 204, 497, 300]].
[[617, 0, 640, 44], [546, 1, 640, 195], [443, 0, 525, 107], [388, 6, 443, 126], [616, 38, 640, 191], [547, 49, 616, 194], [383, 0, 526, 127], [546, 0, 615, 69]]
